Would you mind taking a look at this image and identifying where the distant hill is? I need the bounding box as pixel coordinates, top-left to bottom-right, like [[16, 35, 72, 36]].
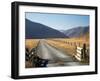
[[25, 19, 68, 39], [80, 32, 89, 41], [60, 26, 89, 38]]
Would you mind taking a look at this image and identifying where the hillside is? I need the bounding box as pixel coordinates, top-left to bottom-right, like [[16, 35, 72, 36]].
[[25, 19, 68, 39], [60, 26, 89, 38]]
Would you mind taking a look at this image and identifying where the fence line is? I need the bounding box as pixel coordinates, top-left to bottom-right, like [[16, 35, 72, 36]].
[[51, 39, 89, 62], [75, 43, 89, 61], [51, 39, 89, 48]]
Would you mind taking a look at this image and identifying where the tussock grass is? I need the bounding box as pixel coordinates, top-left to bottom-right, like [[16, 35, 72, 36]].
[[25, 39, 39, 51], [46, 35, 89, 56], [46, 39, 76, 56]]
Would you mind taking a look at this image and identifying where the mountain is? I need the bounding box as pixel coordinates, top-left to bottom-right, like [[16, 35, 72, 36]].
[[25, 19, 68, 39], [60, 26, 89, 38]]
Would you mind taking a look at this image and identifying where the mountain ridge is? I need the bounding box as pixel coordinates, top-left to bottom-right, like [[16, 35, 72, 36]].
[[25, 19, 68, 39], [60, 26, 89, 38]]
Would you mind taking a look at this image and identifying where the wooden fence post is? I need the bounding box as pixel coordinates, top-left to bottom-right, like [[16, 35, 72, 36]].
[[82, 43, 87, 60], [75, 43, 88, 61]]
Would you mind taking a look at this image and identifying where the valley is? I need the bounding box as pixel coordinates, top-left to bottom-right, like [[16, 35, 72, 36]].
[[25, 36, 89, 68]]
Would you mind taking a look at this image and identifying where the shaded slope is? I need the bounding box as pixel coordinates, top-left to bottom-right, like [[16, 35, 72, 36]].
[[25, 19, 68, 39]]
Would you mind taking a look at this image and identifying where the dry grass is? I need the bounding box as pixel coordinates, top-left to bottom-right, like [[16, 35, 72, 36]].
[[45, 35, 89, 56], [25, 39, 39, 51], [49, 34, 89, 48], [46, 39, 76, 56], [25, 39, 39, 68]]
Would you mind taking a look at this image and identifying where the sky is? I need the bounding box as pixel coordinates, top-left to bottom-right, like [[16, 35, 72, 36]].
[[25, 12, 89, 30]]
